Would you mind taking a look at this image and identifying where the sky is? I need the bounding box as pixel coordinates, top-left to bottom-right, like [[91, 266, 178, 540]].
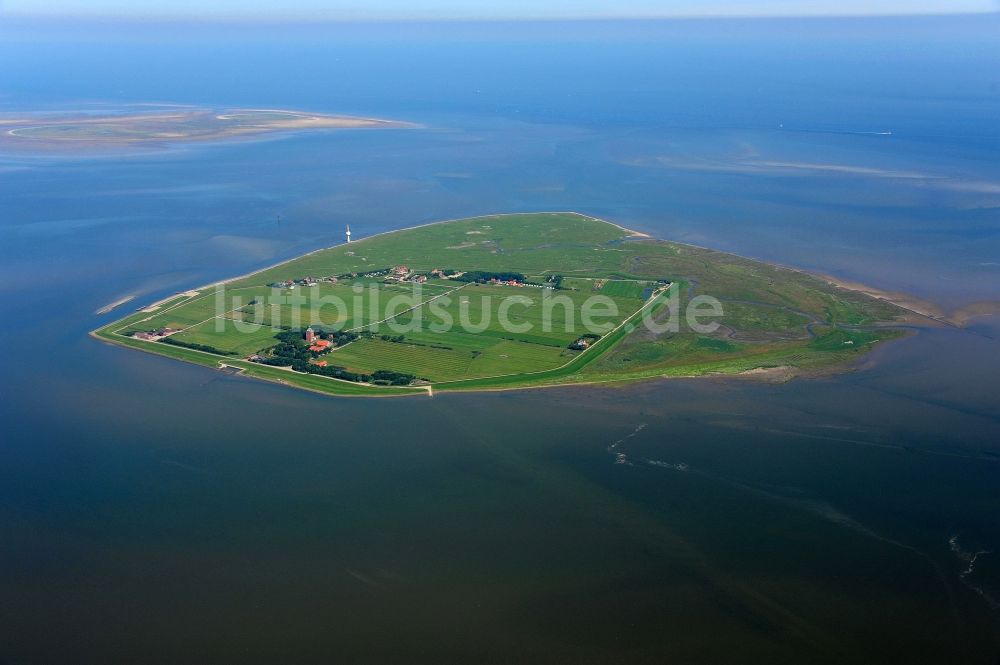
[[1, 0, 997, 20]]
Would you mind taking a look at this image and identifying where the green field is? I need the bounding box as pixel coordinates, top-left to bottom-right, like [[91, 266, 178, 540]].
[[94, 212, 910, 397], [329, 337, 572, 382], [169, 319, 284, 357]]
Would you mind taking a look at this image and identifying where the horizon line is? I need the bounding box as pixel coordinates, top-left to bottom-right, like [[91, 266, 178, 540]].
[[2, 9, 997, 24]]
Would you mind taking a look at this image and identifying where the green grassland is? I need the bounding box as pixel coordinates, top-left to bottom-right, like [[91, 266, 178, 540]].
[[329, 337, 571, 382], [169, 319, 283, 357], [94, 212, 911, 397]]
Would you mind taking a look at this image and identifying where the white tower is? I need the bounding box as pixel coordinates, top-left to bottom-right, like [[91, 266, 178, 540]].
[[346, 224, 352, 243]]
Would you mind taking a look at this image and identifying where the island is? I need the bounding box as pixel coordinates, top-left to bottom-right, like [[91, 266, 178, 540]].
[[0, 106, 413, 151], [93, 212, 918, 397]]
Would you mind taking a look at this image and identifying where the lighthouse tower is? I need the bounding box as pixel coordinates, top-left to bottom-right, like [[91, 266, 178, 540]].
[[346, 225, 352, 243]]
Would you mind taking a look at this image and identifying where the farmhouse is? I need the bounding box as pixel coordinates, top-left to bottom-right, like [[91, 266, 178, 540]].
[[131, 327, 181, 341], [309, 339, 332, 353], [490, 277, 523, 287]]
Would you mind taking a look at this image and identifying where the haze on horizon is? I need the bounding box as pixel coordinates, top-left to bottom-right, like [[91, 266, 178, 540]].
[[2, 0, 997, 20]]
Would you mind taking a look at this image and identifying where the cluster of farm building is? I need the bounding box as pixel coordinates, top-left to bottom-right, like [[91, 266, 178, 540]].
[[266, 265, 561, 290], [267, 265, 452, 289], [132, 327, 181, 341]]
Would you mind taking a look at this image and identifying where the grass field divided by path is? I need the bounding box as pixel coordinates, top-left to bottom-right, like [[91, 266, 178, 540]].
[[94, 212, 909, 397]]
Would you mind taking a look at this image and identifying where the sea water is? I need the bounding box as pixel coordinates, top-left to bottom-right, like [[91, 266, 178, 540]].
[[0, 15, 998, 663]]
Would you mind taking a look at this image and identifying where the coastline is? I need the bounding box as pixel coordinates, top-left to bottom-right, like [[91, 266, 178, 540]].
[[816, 273, 952, 325], [166, 211, 637, 298], [96, 211, 923, 398], [0, 106, 419, 154]]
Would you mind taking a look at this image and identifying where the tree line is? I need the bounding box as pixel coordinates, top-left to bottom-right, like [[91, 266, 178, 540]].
[[255, 328, 417, 386]]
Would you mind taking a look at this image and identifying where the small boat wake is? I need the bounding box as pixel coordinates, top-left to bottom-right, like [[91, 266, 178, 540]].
[[608, 423, 646, 465], [646, 460, 689, 472], [607, 423, 688, 471], [778, 124, 893, 137], [613, 452, 631, 466], [949, 535, 998, 610], [608, 423, 646, 450], [605, 424, 997, 616]]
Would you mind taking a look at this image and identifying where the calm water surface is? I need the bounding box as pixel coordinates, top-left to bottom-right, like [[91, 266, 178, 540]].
[[0, 15, 998, 664]]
